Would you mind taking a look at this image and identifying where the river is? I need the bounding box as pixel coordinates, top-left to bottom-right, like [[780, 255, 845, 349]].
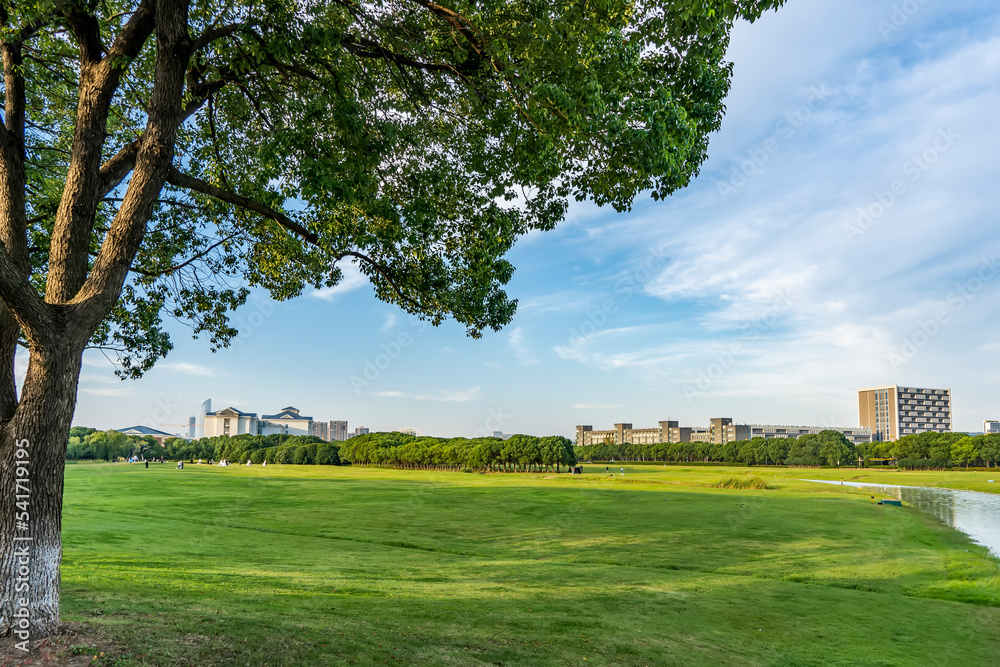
[[805, 479, 1000, 558]]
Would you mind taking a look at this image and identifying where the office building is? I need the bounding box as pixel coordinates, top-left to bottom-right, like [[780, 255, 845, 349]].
[[349, 426, 370, 438], [985, 420, 1000, 434], [858, 386, 952, 441]]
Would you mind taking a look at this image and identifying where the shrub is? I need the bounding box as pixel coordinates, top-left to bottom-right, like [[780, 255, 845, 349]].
[[713, 476, 771, 490]]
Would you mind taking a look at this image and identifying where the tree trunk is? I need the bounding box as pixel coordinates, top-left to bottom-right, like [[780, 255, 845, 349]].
[[0, 343, 83, 639]]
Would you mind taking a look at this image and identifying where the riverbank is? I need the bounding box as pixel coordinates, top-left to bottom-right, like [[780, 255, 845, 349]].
[[577, 463, 1000, 495]]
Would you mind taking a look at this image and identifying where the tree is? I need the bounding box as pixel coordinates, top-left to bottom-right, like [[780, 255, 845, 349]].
[[0, 0, 785, 636], [816, 430, 853, 467], [951, 437, 979, 470], [981, 434, 1000, 469]]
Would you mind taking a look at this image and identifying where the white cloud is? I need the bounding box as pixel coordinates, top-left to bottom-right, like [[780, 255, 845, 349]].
[[381, 312, 398, 332], [371, 387, 482, 403], [80, 387, 134, 397], [309, 262, 369, 301], [158, 362, 215, 377], [508, 326, 538, 365]]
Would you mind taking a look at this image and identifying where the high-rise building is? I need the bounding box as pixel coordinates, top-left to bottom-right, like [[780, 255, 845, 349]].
[[985, 420, 1000, 434], [351, 426, 369, 438], [858, 385, 952, 441], [329, 421, 348, 441], [311, 421, 329, 441], [188, 416, 196, 439], [198, 399, 212, 439]]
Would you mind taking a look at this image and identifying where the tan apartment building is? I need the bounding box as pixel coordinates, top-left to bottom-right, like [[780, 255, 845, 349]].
[[577, 419, 871, 447], [858, 385, 952, 441], [576, 421, 688, 447], [575, 419, 748, 447]]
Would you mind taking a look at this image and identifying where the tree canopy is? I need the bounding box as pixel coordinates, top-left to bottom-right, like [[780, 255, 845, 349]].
[[1, 0, 785, 378], [0, 0, 787, 638]]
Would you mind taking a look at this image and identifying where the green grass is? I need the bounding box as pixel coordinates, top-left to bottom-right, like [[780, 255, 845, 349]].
[[59, 462, 1000, 665]]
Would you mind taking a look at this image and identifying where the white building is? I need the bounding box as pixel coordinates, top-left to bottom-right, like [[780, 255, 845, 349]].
[[204, 405, 313, 438], [985, 420, 1000, 434], [259, 407, 313, 436], [204, 407, 259, 437]]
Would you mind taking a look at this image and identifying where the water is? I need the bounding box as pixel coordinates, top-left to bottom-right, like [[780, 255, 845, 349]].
[[805, 479, 1000, 558]]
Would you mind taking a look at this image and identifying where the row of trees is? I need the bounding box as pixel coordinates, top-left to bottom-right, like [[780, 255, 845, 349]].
[[66, 430, 341, 465], [339, 432, 576, 472], [859, 432, 1000, 469], [575, 430, 856, 467], [66, 427, 161, 461], [575, 430, 1000, 468]]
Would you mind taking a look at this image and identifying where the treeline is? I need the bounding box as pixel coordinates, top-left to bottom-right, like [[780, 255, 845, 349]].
[[575, 430, 856, 466], [861, 431, 1000, 469], [575, 430, 1000, 468], [67, 427, 156, 461], [339, 432, 576, 472], [66, 429, 341, 465]]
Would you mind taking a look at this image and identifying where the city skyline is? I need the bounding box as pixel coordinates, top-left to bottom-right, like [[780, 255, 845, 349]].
[[61, 0, 1000, 437]]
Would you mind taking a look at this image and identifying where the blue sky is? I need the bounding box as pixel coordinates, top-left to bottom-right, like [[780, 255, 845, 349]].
[[67, 0, 1000, 437]]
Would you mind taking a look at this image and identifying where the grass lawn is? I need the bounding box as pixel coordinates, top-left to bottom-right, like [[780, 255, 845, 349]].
[[56, 462, 1000, 665]]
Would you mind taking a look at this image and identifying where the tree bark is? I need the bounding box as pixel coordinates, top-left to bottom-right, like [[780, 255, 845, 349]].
[[0, 342, 84, 638]]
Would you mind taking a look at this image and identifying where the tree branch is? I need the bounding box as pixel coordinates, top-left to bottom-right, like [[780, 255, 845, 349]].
[[191, 22, 248, 52], [73, 0, 193, 330], [165, 167, 319, 245], [407, 0, 487, 56], [98, 74, 232, 198], [0, 246, 49, 335], [104, 0, 156, 64], [341, 35, 467, 76], [3, 0, 72, 45], [334, 250, 429, 314]]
